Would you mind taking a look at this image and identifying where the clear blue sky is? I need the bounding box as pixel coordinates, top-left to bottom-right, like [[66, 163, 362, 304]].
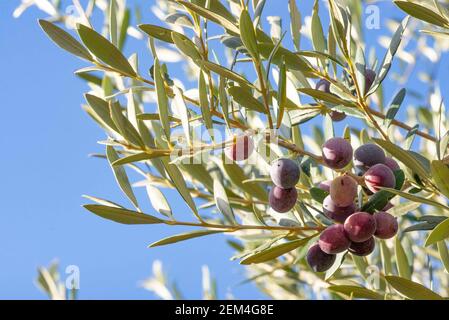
[[0, 0, 445, 299]]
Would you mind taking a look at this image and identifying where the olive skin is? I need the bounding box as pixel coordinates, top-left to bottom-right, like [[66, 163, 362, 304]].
[[319, 224, 350, 254], [349, 237, 375, 256], [374, 211, 398, 239], [322, 138, 353, 170], [269, 186, 298, 213], [323, 195, 356, 224], [364, 163, 396, 193], [354, 143, 386, 170], [384, 157, 400, 171], [330, 175, 358, 207], [307, 244, 336, 272], [344, 212, 377, 243], [270, 158, 300, 189]]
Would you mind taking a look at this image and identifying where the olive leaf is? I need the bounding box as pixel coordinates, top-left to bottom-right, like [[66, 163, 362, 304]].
[[77, 24, 136, 77], [149, 230, 224, 248], [84, 204, 163, 225], [38, 20, 93, 61], [385, 275, 444, 300]]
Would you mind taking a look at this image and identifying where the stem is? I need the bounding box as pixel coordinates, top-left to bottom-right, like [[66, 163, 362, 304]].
[[164, 219, 325, 233], [345, 59, 390, 141], [254, 60, 274, 128], [368, 107, 436, 142]]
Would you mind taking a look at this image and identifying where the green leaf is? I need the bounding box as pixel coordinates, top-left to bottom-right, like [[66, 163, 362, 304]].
[[84, 94, 119, 133], [311, 0, 326, 56], [240, 236, 313, 264], [403, 215, 447, 233], [239, 10, 259, 59], [77, 24, 136, 77], [259, 43, 315, 75], [384, 275, 443, 300], [324, 252, 346, 280], [395, 236, 411, 279], [430, 160, 449, 199], [177, 0, 239, 34], [38, 20, 93, 61], [146, 184, 172, 218], [288, 0, 301, 50], [172, 86, 191, 146], [388, 202, 421, 217], [149, 230, 224, 248], [139, 24, 176, 43], [84, 204, 162, 224], [198, 71, 214, 137], [112, 151, 168, 166], [213, 179, 236, 224], [109, 101, 144, 147], [161, 157, 200, 220], [328, 285, 384, 300], [425, 218, 449, 246], [106, 146, 139, 208], [200, 60, 253, 88], [220, 161, 268, 202], [227, 86, 266, 113], [373, 138, 430, 179], [437, 241, 449, 273], [394, 1, 448, 28], [368, 17, 409, 95], [289, 108, 321, 125], [309, 187, 328, 204], [384, 89, 406, 128], [298, 50, 346, 68], [109, 0, 118, 46], [276, 57, 287, 128], [171, 32, 202, 62], [153, 58, 171, 141], [118, 8, 130, 50], [297, 88, 355, 107], [380, 240, 393, 275], [382, 188, 449, 212]]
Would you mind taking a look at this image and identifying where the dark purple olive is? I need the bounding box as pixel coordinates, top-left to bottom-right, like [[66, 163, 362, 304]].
[[307, 243, 336, 272]]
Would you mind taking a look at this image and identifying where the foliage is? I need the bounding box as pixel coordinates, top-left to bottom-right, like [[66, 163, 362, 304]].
[[18, 0, 449, 299]]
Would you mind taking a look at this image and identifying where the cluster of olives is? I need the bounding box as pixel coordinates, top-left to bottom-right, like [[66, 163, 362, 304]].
[[307, 138, 399, 273], [316, 68, 376, 122], [268, 158, 300, 213]]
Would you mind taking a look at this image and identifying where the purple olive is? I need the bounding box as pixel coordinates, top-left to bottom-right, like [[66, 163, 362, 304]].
[[319, 224, 350, 254], [354, 143, 386, 170], [323, 195, 356, 224], [322, 137, 353, 169], [307, 243, 336, 272], [374, 211, 398, 239], [384, 157, 400, 171], [316, 79, 331, 93], [344, 212, 377, 243], [270, 158, 300, 189], [269, 186, 298, 213], [364, 163, 396, 193], [349, 237, 375, 256], [330, 110, 347, 122], [330, 175, 358, 207]]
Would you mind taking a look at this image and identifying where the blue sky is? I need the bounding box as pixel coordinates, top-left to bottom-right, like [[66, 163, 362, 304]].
[[0, 0, 445, 299]]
